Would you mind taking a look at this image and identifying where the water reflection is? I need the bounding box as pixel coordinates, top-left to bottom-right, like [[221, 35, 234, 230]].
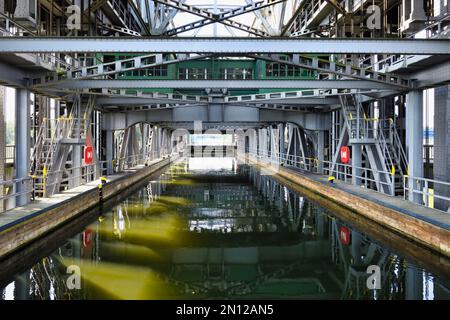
[[1, 158, 449, 300]]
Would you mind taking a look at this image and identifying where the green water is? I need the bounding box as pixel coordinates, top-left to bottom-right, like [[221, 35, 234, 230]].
[[0, 157, 449, 300]]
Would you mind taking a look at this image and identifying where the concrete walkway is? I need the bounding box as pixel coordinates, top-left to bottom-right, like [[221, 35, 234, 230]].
[[286, 165, 450, 231], [0, 160, 171, 233]]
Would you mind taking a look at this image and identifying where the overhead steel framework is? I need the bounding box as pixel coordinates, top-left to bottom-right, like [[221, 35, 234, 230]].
[[46, 79, 398, 90], [1, 0, 450, 219], [1, 37, 449, 54]]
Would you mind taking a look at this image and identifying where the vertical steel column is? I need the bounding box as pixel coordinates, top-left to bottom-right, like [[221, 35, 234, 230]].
[[14, 271, 30, 300], [15, 89, 30, 206], [106, 130, 113, 174], [317, 130, 325, 174], [406, 90, 423, 203], [434, 85, 450, 211], [72, 145, 82, 187], [405, 265, 423, 300], [154, 126, 161, 159], [279, 123, 285, 163], [72, 99, 82, 188], [0, 86, 5, 212], [352, 145, 362, 186], [142, 124, 148, 161]]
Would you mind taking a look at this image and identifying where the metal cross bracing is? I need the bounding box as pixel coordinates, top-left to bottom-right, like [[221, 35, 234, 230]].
[[155, 0, 287, 37], [289, 25, 331, 37], [97, 23, 142, 37], [145, 0, 187, 35]]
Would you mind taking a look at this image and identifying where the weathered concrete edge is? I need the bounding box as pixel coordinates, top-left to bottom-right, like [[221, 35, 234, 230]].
[[246, 157, 450, 257], [0, 157, 172, 258]]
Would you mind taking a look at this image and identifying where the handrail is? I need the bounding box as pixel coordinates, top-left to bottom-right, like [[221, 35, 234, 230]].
[[0, 151, 178, 213], [404, 175, 450, 213], [244, 149, 395, 196]]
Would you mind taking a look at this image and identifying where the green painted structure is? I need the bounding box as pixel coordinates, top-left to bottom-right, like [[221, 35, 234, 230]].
[[102, 54, 317, 95]]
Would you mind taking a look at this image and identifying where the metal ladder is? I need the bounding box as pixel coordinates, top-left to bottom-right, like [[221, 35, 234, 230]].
[[32, 95, 95, 197], [339, 94, 408, 195]]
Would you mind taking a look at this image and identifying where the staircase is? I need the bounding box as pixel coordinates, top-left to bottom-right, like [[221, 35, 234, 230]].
[[31, 95, 95, 197], [339, 94, 408, 195]]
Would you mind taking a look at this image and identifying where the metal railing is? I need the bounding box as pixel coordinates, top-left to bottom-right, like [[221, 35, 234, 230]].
[[0, 151, 177, 213], [244, 149, 396, 196], [0, 177, 33, 209], [243, 149, 450, 213]]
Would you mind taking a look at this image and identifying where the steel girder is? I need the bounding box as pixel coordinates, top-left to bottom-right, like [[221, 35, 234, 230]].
[[46, 79, 398, 90], [1, 37, 449, 54], [95, 96, 338, 106]]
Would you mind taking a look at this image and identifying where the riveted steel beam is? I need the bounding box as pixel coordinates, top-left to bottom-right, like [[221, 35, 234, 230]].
[[1, 37, 449, 54]]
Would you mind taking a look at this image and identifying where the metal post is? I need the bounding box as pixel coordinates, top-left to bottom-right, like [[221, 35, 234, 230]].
[[317, 130, 325, 174], [106, 130, 113, 174], [15, 89, 30, 206], [72, 100, 82, 188], [405, 264, 423, 300], [279, 123, 285, 164], [433, 85, 450, 211], [406, 90, 423, 204], [352, 144, 362, 186]]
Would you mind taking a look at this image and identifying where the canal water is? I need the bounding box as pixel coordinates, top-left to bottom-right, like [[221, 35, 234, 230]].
[[0, 157, 449, 300]]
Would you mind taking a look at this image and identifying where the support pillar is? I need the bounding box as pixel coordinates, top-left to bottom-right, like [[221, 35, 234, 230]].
[[142, 124, 148, 162], [279, 123, 285, 163], [434, 85, 450, 211], [352, 144, 362, 186], [15, 89, 30, 206], [405, 265, 423, 300], [72, 145, 82, 187], [0, 86, 5, 212], [406, 90, 423, 204], [317, 130, 325, 174], [72, 100, 82, 188], [106, 130, 113, 174]]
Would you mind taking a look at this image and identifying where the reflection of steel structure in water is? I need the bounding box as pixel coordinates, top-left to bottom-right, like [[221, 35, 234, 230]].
[[329, 218, 432, 300]]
